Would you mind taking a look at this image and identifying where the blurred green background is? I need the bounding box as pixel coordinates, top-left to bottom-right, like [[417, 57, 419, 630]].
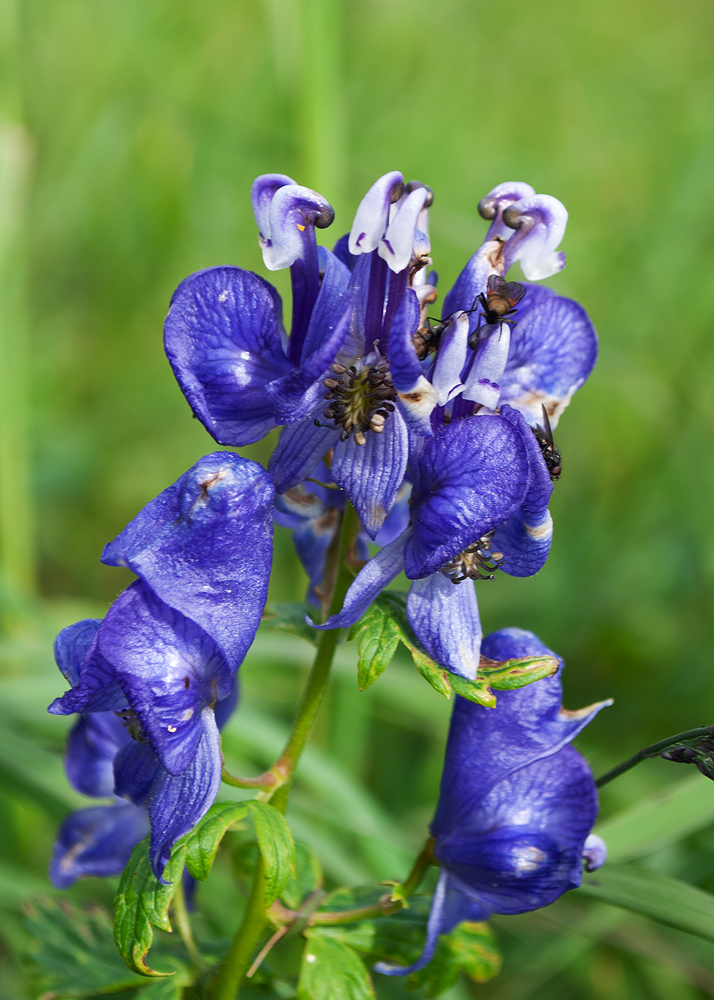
[[2, 0, 714, 996]]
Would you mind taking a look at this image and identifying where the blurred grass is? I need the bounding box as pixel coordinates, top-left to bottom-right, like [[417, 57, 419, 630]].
[[1, 0, 714, 996]]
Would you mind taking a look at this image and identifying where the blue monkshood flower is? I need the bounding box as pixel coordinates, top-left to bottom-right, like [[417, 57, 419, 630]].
[[268, 172, 434, 537], [376, 627, 611, 977], [273, 462, 411, 606], [312, 407, 553, 678], [49, 684, 238, 888], [165, 177, 352, 446], [48, 453, 273, 876]]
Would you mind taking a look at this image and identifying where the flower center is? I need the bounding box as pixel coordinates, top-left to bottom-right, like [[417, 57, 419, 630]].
[[115, 708, 148, 743], [441, 531, 504, 582], [318, 361, 397, 446]]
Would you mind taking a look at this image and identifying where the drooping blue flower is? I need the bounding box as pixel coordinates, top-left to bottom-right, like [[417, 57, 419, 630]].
[[49, 682, 238, 888], [48, 452, 272, 877], [376, 627, 610, 977], [312, 407, 553, 678]]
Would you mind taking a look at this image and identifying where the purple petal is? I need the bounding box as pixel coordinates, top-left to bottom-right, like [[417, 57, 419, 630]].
[[332, 233, 357, 271], [387, 288, 423, 391], [380, 186, 429, 273], [250, 173, 297, 239], [53, 619, 102, 687], [349, 171, 404, 256], [102, 452, 273, 672], [435, 745, 598, 914], [97, 583, 230, 776], [432, 627, 611, 836], [374, 869, 449, 977], [583, 834, 608, 872], [442, 241, 500, 335], [49, 803, 149, 889], [261, 184, 334, 271], [406, 574, 482, 679], [491, 405, 553, 577], [331, 408, 409, 538], [405, 416, 530, 578], [502, 194, 568, 280], [500, 284, 598, 427], [463, 323, 511, 409], [269, 413, 340, 493], [65, 713, 129, 798], [299, 246, 352, 361], [432, 312, 469, 405], [312, 532, 408, 631], [164, 266, 290, 446]]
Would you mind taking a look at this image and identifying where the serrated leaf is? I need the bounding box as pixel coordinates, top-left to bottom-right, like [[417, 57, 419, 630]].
[[113, 837, 186, 977], [280, 840, 323, 910], [480, 654, 559, 690], [577, 863, 714, 942], [249, 801, 296, 906], [24, 899, 151, 997], [261, 602, 317, 644], [298, 934, 375, 1000], [348, 602, 400, 691], [184, 801, 250, 881]]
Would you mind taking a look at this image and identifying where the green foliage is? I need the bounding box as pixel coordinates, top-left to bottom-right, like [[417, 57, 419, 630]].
[[578, 863, 714, 943], [24, 898, 158, 997], [183, 802, 251, 881], [280, 841, 323, 911], [298, 934, 375, 1000], [113, 838, 186, 977], [349, 593, 558, 706], [250, 801, 297, 906]]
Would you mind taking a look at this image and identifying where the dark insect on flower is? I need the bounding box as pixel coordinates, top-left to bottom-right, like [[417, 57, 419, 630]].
[[532, 405, 562, 481], [478, 273, 526, 327], [413, 301, 481, 359]]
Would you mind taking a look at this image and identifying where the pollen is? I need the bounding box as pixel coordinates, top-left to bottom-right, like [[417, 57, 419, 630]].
[[296, 223, 306, 231], [315, 361, 397, 445], [441, 531, 504, 582]]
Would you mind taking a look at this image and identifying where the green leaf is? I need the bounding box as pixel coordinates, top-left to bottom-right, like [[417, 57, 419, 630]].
[[413, 921, 501, 996], [348, 601, 400, 691], [184, 801, 250, 880], [249, 800, 296, 905], [24, 899, 154, 997], [577, 863, 714, 942], [261, 602, 317, 644], [280, 840, 323, 910], [298, 934, 375, 1000], [113, 837, 186, 977], [595, 774, 714, 862], [480, 654, 559, 691], [351, 592, 555, 707]]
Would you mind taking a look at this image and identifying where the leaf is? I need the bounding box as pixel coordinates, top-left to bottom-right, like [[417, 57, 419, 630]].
[[184, 801, 250, 880], [577, 863, 714, 942], [298, 934, 375, 1000], [113, 837, 186, 977], [479, 654, 559, 691], [348, 602, 400, 691], [351, 592, 556, 707], [280, 840, 323, 910], [413, 921, 501, 996], [24, 899, 154, 998], [261, 602, 317, 644], [249, 800, 296, 906], [595, 774, 714, 862]]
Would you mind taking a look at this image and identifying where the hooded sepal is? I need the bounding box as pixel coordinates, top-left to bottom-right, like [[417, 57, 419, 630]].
[[102, 452, 273, 672], [49, 803, 149, 889]]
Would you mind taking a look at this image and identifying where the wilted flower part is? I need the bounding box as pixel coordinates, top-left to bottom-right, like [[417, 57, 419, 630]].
[[376, 627, 611, 977], [313, 410, 552, 678]]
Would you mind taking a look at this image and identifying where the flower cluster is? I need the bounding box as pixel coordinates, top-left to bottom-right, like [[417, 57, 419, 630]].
[[49, 169, 607, 975]]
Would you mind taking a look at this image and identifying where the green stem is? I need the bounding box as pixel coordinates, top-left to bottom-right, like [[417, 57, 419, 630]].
[[595, 725, 714, 788], [269, 501, 361, 814], [209, 859, 267, 1000], [172, 876, 203, 971], [210, 503, 360, 997], [400, 837, 436, 897]]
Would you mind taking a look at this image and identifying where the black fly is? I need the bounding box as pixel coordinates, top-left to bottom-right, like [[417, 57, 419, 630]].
[[532, 405, 562, 482]]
